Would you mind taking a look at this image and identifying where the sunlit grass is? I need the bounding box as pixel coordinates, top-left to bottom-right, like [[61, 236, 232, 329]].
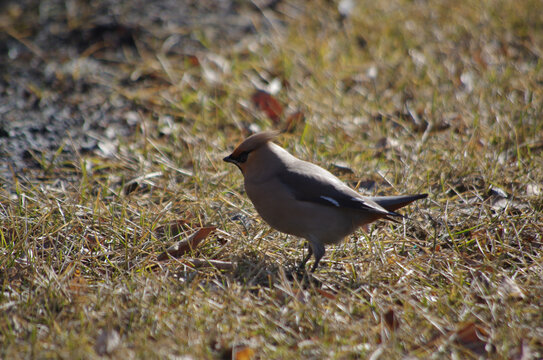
[[1, 0, 542, 358]]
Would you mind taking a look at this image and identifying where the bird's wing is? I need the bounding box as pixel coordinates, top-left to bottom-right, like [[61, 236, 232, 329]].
[[278, 161, 394, 216]]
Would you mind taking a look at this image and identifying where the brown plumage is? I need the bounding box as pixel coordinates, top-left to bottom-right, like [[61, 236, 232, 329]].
[[229, 131, 279, 159], [224, 131, 427, 271]]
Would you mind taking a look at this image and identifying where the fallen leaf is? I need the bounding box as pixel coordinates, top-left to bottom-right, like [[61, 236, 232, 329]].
[[251, 90, 283, 123], [453, 322, 490, 355], [284, 110, 305, 132], [221, 344, 255, 360], [234, 346, 255, 360], [411, 321, 492, 356], [182, 54, 200, 67], [383, 308, 399, 331], [157, 226, 216, 260], [316, 288, 336, 300], [68, 267, 88, 298]]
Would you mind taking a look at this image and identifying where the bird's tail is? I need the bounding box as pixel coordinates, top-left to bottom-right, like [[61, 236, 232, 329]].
[[370, 194, 428, 212]]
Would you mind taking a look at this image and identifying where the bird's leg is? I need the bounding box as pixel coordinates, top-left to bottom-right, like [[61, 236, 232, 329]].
[[298, 242, 313, 272], [309, 241, 325, 272]]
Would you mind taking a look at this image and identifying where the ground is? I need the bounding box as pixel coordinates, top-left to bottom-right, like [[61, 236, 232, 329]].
[[1, 0, 542, 359]]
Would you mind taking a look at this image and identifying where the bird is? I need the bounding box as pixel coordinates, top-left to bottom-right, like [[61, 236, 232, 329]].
[[223, 131, 427, 272]]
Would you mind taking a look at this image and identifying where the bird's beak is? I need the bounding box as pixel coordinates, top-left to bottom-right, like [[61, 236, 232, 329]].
[[223, 154, 244, 173], [223, 155, 235, 163]]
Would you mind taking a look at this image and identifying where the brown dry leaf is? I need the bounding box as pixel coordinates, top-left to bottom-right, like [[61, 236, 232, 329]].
[[383, 308, 400, 331], [251, 89, 283, 123], [182, 54, 200, 67], [375, 332, 382, 344], [412, 321, 491, 356], [453, 322, 490, 355], [316, 288, 336, 300], [234, 346, 255, 360], [157, 226, 216, 261], [68, 267, 88, 297], [221, 345, 255, 360], [284, 110, 305, 132]]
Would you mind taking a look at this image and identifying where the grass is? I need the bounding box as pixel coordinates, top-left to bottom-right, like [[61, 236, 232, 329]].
[[1, 0, 542, 358]]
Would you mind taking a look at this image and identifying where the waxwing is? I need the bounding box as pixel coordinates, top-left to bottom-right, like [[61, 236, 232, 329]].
[[224, 131, 426, 271]]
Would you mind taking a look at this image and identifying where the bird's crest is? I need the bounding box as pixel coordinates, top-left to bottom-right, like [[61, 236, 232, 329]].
[[231, 131, 280, 157]]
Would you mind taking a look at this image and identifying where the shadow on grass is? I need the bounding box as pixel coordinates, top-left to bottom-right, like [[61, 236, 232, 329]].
[[229, 251, 328, 290]]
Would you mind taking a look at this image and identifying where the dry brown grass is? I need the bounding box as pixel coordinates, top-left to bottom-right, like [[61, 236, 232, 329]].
[[1, 0, 542, 358]]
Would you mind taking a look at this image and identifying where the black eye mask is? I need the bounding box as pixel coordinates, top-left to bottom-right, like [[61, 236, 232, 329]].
[[223, 150, 251, 165], [235, 151, 249, 163]]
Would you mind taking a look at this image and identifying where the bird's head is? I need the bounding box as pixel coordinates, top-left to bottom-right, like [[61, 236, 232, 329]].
[[223, 131, 280, 174]]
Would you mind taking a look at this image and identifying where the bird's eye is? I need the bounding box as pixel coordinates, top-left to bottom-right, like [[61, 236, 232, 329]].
[[237, 151, 249, 163]]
